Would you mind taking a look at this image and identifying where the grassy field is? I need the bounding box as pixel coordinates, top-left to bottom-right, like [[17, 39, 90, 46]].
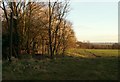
[[2, 49, 118, 80], [0, 60, 2, 81]]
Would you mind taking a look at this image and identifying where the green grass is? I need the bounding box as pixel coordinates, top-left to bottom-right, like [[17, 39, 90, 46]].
[[0, 60, 2, 81], [2, 49, 118, 80], [86, 49, 118, 57], [67, 49, 118, 58]]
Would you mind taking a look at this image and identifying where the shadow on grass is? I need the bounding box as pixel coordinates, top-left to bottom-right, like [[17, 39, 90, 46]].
[[2, 54, 118, 80]]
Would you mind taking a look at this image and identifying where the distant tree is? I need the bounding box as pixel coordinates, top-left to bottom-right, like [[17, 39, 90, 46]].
[[112, 43, 119, 49]]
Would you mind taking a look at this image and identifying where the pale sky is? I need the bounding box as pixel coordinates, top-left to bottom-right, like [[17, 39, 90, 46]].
[[67, 1, 118, 43], [0, 0, 119, 43]]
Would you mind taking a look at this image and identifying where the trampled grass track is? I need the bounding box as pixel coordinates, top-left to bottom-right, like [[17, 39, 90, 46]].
[[67, 49, 118, 58]]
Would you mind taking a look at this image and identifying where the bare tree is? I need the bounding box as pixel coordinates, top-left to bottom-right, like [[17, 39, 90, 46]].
[[48, 0, 70, 58]]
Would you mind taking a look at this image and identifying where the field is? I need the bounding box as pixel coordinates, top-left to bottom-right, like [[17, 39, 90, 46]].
[[2, 49, 118, 80]]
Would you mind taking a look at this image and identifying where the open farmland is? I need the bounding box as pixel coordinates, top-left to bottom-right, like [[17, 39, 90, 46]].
[[67, 49, 118, 58]]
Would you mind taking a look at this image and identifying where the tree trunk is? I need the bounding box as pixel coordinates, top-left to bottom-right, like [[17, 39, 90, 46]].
[[27, 2, 32, 54], [48, 0, 53, 59], [41, 38, 44, 55], [9, 11, 13, 62]]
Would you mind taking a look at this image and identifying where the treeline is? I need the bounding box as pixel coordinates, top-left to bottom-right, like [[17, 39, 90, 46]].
[[1, 0, 76, 61], [76, 41, 120, 49]]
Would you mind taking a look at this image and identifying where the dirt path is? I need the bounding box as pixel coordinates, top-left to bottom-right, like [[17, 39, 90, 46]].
[[84, 49, 101, 57]]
